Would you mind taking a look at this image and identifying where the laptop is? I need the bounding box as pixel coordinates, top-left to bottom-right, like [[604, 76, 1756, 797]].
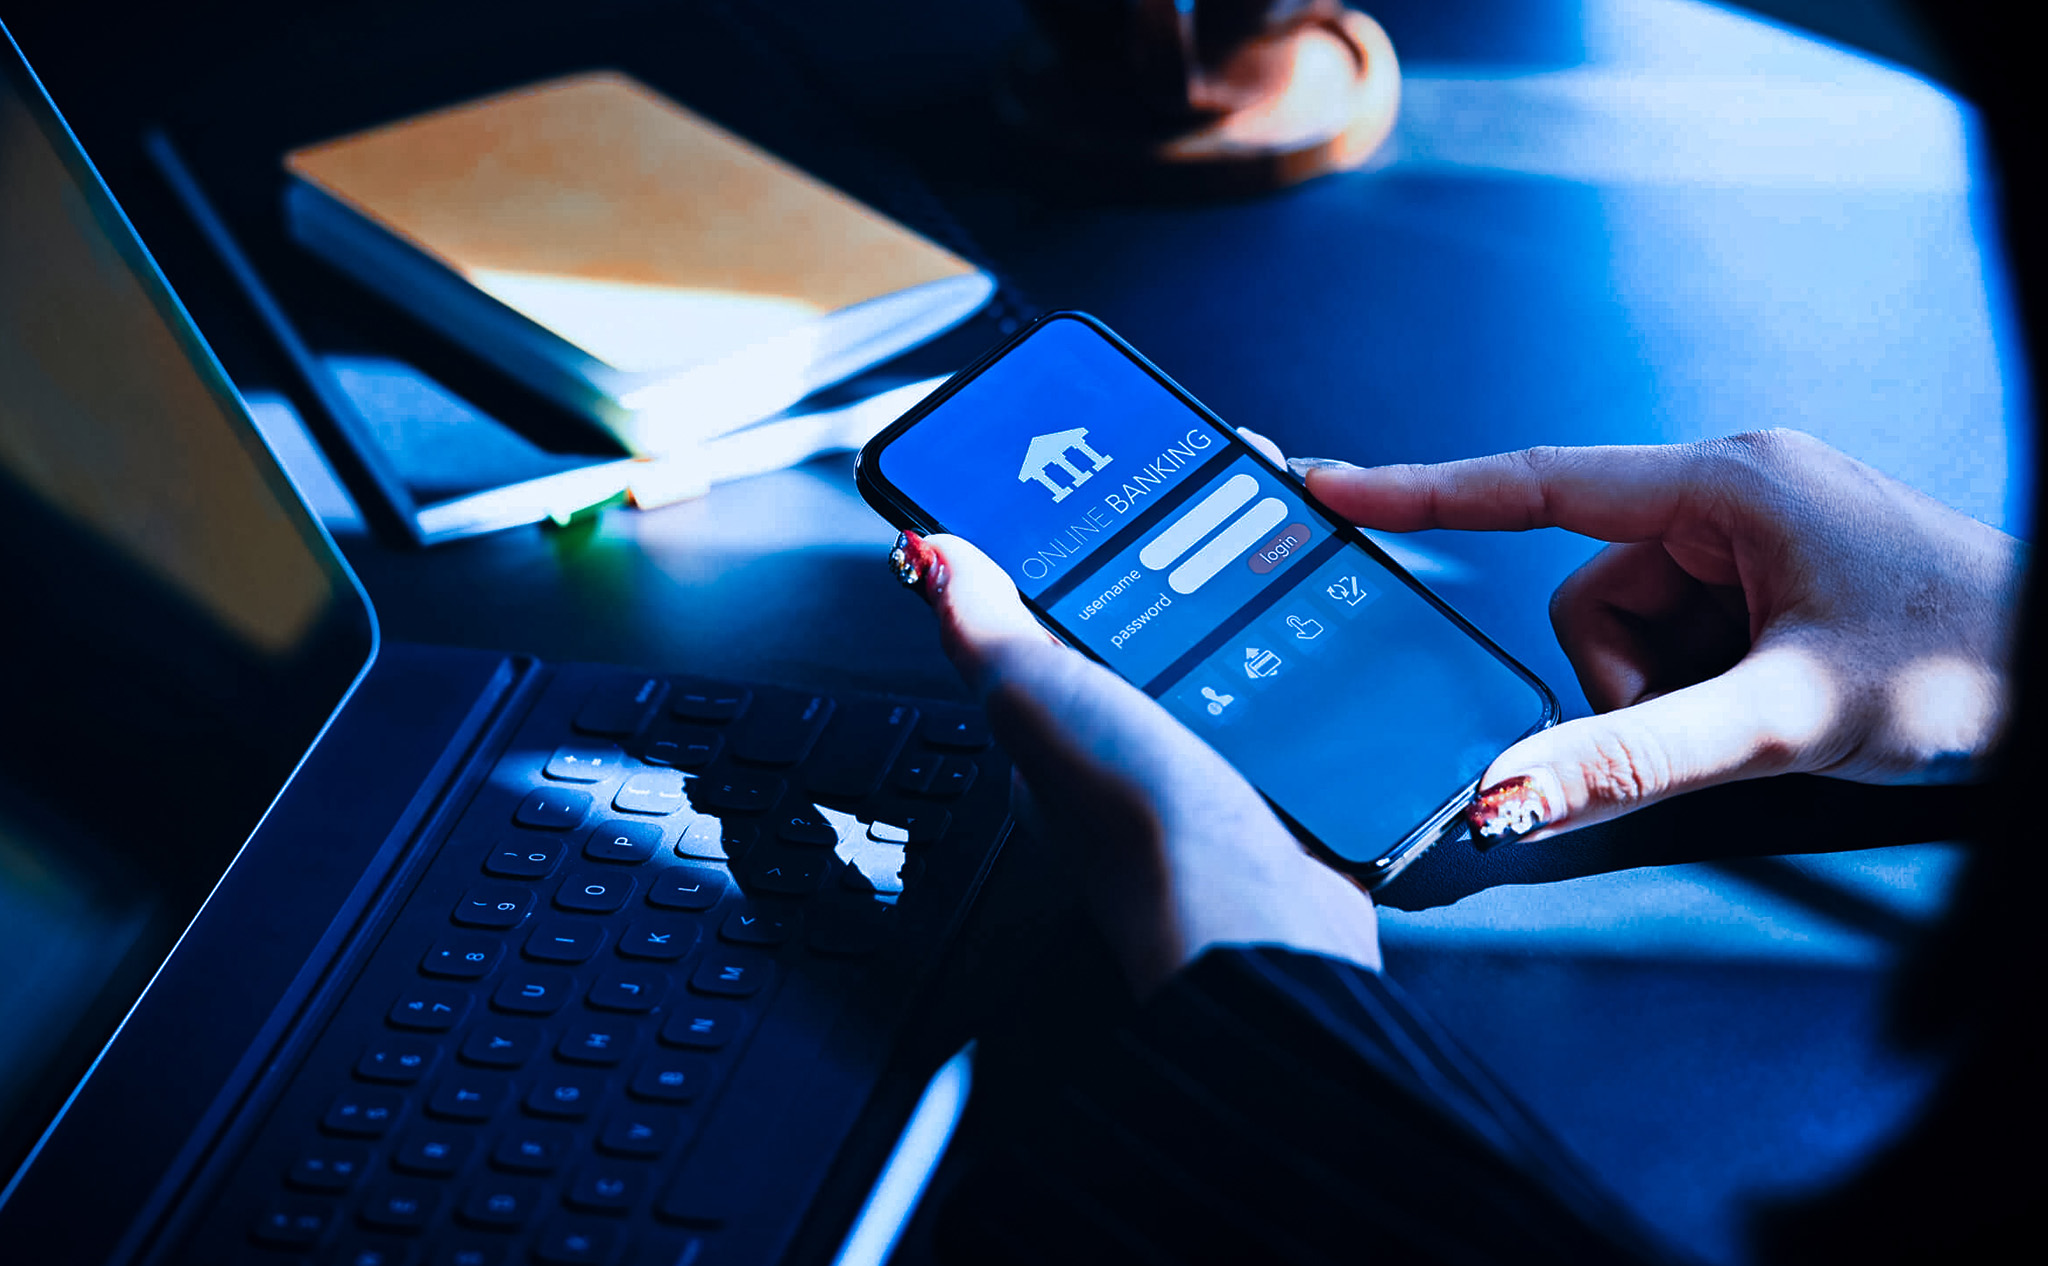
[[0, 28, 1007, 1266]]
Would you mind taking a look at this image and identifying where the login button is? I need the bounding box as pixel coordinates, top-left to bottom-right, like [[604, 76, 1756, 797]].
[[1247, 523, 1312, 574]]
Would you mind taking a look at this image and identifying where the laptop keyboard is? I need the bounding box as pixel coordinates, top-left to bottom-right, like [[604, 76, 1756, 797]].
[[179, 665, 1010, 1266]]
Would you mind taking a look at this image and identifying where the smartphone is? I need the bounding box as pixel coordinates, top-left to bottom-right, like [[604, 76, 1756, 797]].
[[856, 313, 1556, 884]]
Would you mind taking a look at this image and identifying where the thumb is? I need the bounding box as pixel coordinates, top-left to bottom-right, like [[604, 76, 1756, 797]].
[[911, 533, 1057, 688], [1466, 643, 1836, 844]]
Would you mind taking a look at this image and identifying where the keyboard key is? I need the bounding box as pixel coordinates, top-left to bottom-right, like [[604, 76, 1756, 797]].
[[617, 920, 699, 961], [452, 885, 533, 930], [720, 904, 795, 946], [583, 819, 663, 864], [491, 969, 575, 1016], [893, 754, 938, 795], [525, 1071, 606, 1120], [556, 872, 635, 914], [642, 724, 722, 770], [421, 936, 502, 980], [359, 1182, 441, 1233], [458, 1182, 542, 1231], [868, 810, 949, 845], [689, 950, 773, 999], [744, 844, 827, 895], [250, 1201, 332, 1246], [659, 1000, 742, 1050], [629, 1053, 714, 1104], [533, 1221, 619, 1266], [805, 700, 919, 798], [557, 1022, 635, 1066], [902, 810, 952, 843], [432, 1247, 503, 1266], [566, 1165, 645, 1214], [693, 773, 781, 814], [545, 743, 627, 783], [323, 1088, 406, 1138], [428, 1073, 510, 1122], [574, 676, 667, 738], [930, 757, 979, 798], [492, 1123, 574, 1174], [673, 816, 737, 862], [668, 678, 750, 723], [389, 986, 470, 1033], [732, 692, 834, 765], [483, 838, 565, 880], [459, 1021, 542, 1069], [920, 711, 991, 750], [357, 1037, 440, 1085], [597, 1109, 682, 1158], [287, 1143, 370, 1193], [838, 836, 907, 897], [612, 770, 690, 816], [525, 918, 605, 963], [648, 864, 726, 911], [588, 968, 667, 1013], [392, 1127, 474, 1176], [774, 807, 839, 847], [515, 787, 593, 830]]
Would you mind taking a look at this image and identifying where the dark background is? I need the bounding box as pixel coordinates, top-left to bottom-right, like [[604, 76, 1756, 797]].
[[2, 2, 2025, 1260]]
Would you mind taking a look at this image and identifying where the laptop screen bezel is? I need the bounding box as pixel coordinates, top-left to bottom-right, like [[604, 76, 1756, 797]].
[[0, 20, 381, 1206]]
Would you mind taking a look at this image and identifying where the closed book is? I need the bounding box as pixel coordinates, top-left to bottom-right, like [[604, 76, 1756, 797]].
[[283, 71, 993, 455]]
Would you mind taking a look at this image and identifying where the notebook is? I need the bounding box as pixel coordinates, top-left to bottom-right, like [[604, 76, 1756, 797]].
[[283, 71, 996, 455]]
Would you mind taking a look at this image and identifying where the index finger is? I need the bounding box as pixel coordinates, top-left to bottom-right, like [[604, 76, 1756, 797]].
[[1301, 443, 1704, 542]]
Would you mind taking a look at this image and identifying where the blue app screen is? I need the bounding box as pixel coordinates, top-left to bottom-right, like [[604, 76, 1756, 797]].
[[877, 317, 1549, 863]]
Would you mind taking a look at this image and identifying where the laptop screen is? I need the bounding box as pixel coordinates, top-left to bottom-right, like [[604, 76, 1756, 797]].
[[0, 35, 375, 1183]]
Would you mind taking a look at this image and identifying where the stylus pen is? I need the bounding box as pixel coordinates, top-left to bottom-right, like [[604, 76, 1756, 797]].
[[829, 1043, 976, 1266]]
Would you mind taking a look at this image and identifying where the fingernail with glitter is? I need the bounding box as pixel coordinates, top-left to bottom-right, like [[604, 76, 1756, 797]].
[[1286, 457, 1356, 477], [1466, 772, 1561, 846], [888, 531, 942, 599]]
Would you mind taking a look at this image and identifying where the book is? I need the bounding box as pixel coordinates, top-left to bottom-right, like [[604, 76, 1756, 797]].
[[282, 71, 994, 456], [245, 356, 948, 541]]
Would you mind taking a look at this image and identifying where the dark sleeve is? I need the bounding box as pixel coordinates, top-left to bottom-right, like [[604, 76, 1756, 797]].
[[935, 946, 1684, 1266]]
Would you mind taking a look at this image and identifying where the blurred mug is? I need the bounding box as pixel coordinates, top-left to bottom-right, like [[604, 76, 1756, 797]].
[[1024, 0, 1352, 121]]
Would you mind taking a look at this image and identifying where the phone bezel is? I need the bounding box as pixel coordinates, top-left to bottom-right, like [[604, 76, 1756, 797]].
[[855, 310, 1559, 884]]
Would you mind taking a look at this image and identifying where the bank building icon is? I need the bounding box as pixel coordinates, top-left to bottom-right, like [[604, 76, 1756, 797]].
[[1018, 427, 1113, 502]]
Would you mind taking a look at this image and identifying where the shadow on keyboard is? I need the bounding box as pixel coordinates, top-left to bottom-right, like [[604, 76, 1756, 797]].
[[177, 663, 1013, 1266]]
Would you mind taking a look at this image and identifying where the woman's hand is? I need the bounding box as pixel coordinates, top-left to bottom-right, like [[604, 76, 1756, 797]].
[[890, 531, 1380, 996], [1268, 428, 2024, 844]]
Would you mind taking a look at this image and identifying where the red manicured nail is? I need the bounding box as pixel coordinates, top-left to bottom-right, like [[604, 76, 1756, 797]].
[[889, 531, 943, 600], [1467, 774, 1554, 846]]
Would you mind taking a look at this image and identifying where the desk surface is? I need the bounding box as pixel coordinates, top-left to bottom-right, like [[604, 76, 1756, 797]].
[[311, 0, 2023, 706], [16, 1, 2013, 1261]]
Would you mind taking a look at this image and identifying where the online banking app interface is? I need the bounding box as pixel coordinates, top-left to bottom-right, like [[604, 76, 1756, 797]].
[[879, 318, 1547, 861]]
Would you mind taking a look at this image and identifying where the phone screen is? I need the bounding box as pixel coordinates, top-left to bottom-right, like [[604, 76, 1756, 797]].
[[865, 315, 1553, 869]]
